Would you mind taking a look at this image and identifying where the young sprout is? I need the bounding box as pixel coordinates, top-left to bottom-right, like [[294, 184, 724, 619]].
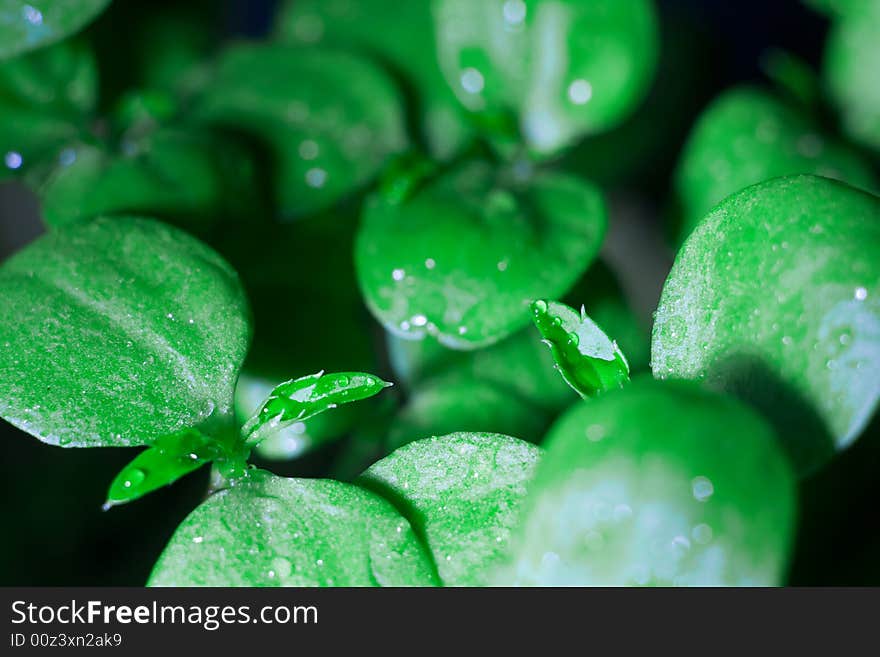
[[241, 371, 393, 447]]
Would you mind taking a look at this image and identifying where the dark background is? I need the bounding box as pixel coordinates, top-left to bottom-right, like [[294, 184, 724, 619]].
[[1, 0, 877, 586]]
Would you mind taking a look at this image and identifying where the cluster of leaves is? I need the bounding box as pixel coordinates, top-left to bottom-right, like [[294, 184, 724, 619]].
[[0, 0, 878, 586]]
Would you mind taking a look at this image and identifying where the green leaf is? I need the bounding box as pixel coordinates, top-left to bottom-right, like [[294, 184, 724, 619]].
[[502, 378, 796, 586], [242, 371, 392, 447], [105, 428, 221, 508], [359, 432, 541, 586], [356, 159, 606, 349], [236, 373, 360, 462], [275, 0, 472, 160], [652, 175, 880, 475], [195, 43, 407, 219], [0, 0, 112, 60], [531, 299, 629, 398], [0, 216, 251, 448], [30, 130, 261, 231], [149, 469, 438, 586], [824, 1, 880, 152], [673, 86, 876, 242], [0, 39, 96, 179], [387, 373, 548, 451], [386, 261, 647, 411], [387, 327, 576, 413], [432, 0, 658, 155]]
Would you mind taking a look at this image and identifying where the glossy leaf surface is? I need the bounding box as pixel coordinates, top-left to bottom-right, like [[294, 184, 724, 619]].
[[0, 217, 251, 447], [236, 373, 359, 462], [386, 260, 647, 411], [356, 159, 606, 349], [653, 175, 880, 474], [674, 86, 876, 240], [242, 371, 391, 447], [195, 43, 407, 218], [105, 428, 221, 508], [0, 0, 111, 60], [433, 0, 658, 154], [276, 0, 471, 160], [360, 432, 541, 586], [531, 299, 629, 398], [149, 470, 438, 586], [504, 378, 796, 585]]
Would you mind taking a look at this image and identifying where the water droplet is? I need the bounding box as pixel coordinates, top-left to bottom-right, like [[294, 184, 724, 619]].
[[854, 287, 868, 301], [585, 424, 606, 442], [22, 4, 42, 25], [337, 375, 350, 387], [411, 314, 428, 327], [691, 476, 714, 502], [460, 68, 485, 94], [533, 299, 548, 314], [502, 0, 527, 25], [567, 79, 593, 105], [192, 536, 204, 544], [124, 468, 147, 489], [392, 268, 405, 282], [58, 148, 76, 167], [316, 558, 324, 567], [4, 151, 22, 170], [424, 258, 436, 270], [496, 259, 509, 272], [305, 167, 327, 188], [782, 335, 793, 346]]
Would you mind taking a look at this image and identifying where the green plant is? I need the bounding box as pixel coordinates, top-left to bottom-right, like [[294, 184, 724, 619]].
[[1, 0, 878, 587]]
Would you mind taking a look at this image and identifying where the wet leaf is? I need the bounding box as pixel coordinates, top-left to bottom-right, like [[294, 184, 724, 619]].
[[673, 86, 876, 241], [653, 175, 880, 475], [0, 216, 251, 448], [503, 378, 796, 585], [149, 469, 438, 586], [242, 371, 392, 447], [531, 299, 629, 398], [359, 432, 541, 586], [105, 428, 222, 508], [195, 42, 407, 219], [356, 159, 606, 349], [0, 0, 112, 60], [275, 0, 472, 160], [433, 0, 658, 155]]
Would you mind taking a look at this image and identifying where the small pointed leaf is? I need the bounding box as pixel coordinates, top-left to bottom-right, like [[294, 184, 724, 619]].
[[531, 299, 629, 398], [242, 371, 392, 446], [105, 428, 222, 508]]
